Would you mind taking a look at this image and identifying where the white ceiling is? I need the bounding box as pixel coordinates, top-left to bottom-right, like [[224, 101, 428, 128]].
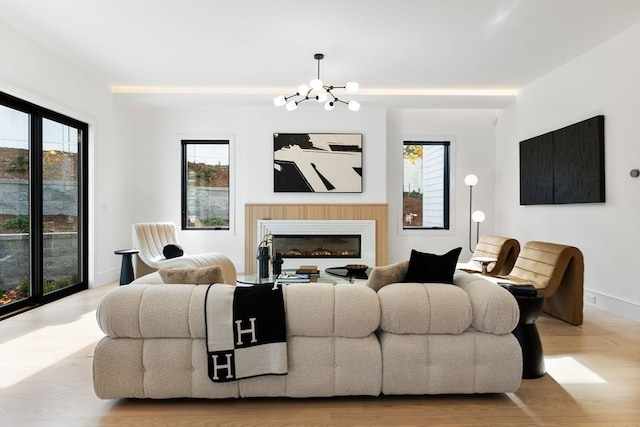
[[1, 0, 639, 108]]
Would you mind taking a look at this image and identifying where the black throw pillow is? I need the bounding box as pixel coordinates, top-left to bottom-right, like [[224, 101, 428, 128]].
[[403, 247, 462, 284], [163, 243, 184, 259]]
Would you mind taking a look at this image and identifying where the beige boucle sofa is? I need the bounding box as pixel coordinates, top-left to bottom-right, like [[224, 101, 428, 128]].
[[367, 262, 522, 395], [93, 270, 522, 399]]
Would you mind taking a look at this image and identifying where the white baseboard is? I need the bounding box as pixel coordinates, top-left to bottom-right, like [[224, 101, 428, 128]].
[[584, 289, 640, 323], [92, 268, 119, 288]]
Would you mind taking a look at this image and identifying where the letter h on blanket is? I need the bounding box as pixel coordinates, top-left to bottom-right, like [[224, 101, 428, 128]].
[[205, 284, 288, 383]]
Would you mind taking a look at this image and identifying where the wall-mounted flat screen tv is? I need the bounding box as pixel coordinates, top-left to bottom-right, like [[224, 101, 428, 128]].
[[520, 115, 605, 205]]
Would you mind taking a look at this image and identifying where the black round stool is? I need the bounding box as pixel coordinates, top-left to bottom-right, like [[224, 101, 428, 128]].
[[114, 249, 139, 285], [511, 290, 546, 379]]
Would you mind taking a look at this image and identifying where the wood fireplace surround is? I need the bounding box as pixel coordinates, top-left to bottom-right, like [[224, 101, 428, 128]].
[[244, 204, 388, 275]]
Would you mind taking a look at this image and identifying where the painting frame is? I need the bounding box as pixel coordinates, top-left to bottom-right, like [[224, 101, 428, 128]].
[[273, 133, 363, 193]]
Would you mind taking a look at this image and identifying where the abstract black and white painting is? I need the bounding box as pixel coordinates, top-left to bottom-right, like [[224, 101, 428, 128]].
[[273, 133, 363, 193]]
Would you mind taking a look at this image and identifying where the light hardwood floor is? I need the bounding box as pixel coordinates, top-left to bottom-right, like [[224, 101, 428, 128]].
[[1, 282, 639, 427]]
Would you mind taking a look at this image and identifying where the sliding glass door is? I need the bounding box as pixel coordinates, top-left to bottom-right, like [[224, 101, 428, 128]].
[[0, 104, 30, 307], [0, 92, 88, 318]]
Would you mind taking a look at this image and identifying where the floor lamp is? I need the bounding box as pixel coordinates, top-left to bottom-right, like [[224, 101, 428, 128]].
[[472, 210, 486, 251], [465, 174, 477, 253]]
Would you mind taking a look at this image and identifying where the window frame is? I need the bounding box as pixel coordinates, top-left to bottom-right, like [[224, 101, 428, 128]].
[[0, 91, 89, 319], [181, 139, 232, 231], [401, 140, 451, 231]]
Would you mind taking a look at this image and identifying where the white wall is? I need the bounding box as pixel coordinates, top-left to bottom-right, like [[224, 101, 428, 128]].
[[125, 104, 498, 272], [0, 23, 131, 287], [386, 108, 499, 263], [495, 24, 640, 321], [124, 105, 387, 273]]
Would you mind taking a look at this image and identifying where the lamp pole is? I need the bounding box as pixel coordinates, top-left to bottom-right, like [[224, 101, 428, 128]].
[[464, 174, 478, 253], [468, 185, 474, 253]]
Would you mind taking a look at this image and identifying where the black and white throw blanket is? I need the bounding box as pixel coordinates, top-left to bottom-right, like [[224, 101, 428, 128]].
[[204, 284, 287, 383]]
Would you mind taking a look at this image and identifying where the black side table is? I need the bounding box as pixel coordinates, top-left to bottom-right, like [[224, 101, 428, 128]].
[[511, 290, 546, 379], [114, 249, 139, 285]]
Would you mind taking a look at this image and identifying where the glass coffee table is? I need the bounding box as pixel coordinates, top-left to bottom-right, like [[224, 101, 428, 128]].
[[237, 270, 341, 286]]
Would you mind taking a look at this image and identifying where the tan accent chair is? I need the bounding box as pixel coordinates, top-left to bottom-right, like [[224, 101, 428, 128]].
[[493, 241, 584, 326], [458, 235, 521, 276], [132, 222, 237, 283]]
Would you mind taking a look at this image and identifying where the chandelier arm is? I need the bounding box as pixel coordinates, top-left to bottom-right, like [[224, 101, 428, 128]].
[[276, 53, 358, 111], [325, 87, 338, 100]]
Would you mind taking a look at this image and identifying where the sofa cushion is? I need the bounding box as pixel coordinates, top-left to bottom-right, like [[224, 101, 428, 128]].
[[404, 247, 462, 284], [162, 243, 184, 259], [158, 265, 225, 284], [453, 271, 520, 334], [378, 282, 472, 335], [365, 260, 409, 292], [96, 283, 380, 339]]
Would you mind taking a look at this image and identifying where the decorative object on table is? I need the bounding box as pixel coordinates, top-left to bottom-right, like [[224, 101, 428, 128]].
[[464, 174, 485, 253], [274, 133, 363, 193], [257, 233, 272, 279], [276, 272, 311, 283], [296, 265, 319, 276], [271, 252, 283, 276], [325, 266, 371, 280], [273, 53, 360, 112], [345, 263, 368, 274]]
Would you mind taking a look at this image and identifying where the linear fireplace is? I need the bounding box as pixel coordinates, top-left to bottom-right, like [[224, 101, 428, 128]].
[[273, 234, 361, 259], [257, 220, 376, 271]]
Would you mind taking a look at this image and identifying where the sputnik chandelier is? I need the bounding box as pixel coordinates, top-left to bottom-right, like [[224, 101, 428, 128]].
[[273, 53, 360, 111]]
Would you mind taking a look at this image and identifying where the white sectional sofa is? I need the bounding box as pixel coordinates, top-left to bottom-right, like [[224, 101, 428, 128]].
[[92, 269, 522, 399]]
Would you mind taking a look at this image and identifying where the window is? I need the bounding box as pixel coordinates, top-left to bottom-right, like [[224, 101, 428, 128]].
[[402, 141, 450, 229], [181, 140, 230, 230], [0, 92, 88, 319]]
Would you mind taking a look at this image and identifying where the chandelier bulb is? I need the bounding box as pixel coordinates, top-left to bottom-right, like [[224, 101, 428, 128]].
[[298, 84, 310, 95], [345, 82, 359, 93], [324, 100, 335, 111], [286, 100, 298, 111], [274, 95, 287, 107], [310, 79, 323, 90], [348, 100, 361, 111]]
